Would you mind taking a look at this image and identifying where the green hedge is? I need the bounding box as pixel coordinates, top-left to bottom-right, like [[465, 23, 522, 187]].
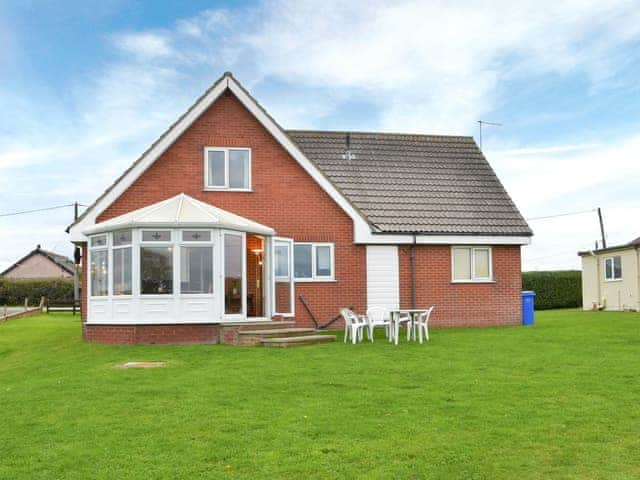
[[522, 270, 582, 310], [0, 278, 75, 306]]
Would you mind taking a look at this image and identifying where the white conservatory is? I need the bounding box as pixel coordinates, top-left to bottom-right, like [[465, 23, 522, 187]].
[[84, 193, 299, 324]]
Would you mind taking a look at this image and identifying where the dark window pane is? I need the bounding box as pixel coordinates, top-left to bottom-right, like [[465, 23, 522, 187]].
[[181, 246, 213, 294], [605, 259, 613, 280], [90, 250, 108, 296], [142, 230, 171, 242], [90, 235, 107, 247], [315, 245, 332, 277], [182, 230, 211, 242], [294, 244, 312, 278], [207, 150, 225, 187], [113, 247, 132, 295], [228, 150, 249, 188], [613, 256, 622, 279], [113, 230, 132, 246], [224, 234, 243, 314], [275, 244, 291, 278], [140, 247, 173, 294]]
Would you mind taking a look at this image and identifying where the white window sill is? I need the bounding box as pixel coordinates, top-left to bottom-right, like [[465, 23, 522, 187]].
[[451, 279, 496, 284], [203, 187, 252, 192], [294, 278, 336, 283], [604, 278, 623, 282]]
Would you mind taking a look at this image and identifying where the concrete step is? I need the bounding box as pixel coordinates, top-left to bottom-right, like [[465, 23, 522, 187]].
[[231, 321, 296, 332], [261, 334, 336, 348], [237, 328, 316, 346], [239, 327, 316, 337]]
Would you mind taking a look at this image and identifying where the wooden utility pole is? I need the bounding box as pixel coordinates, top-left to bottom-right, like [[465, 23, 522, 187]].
[[597, 207, 606, 249], [73, 202, 80, 306]]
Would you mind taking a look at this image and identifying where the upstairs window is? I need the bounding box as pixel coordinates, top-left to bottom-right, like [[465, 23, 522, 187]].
[[604, 256, 622, 281], [205, 147, 251, 190]]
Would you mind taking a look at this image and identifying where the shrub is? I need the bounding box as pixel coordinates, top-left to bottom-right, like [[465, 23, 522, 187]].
[[0, 278, 75, 306], [522, 270, 582, 310]]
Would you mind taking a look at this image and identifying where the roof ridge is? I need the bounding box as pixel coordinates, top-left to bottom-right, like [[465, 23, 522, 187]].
[[286, 129, 474, 140]]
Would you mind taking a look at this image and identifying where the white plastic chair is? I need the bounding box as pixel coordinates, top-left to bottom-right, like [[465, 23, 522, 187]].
[[340, 308, 366, 344], [412, 306, 435, 344], [365, 306, 391, 342]]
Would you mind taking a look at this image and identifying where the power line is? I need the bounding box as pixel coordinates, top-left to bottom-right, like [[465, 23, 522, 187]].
[[0, 203, 88, 218], [526, 208, 596, 221]]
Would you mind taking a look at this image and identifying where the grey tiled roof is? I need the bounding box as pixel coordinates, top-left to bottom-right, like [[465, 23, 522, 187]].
[[287, 130, 532, 236], [0, 246, 76, 277]]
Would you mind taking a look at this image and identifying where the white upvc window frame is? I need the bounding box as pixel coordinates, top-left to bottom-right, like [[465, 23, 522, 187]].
[[604, 255, 622, 282], [451, 246, 493, 283], [88, 234, 109, 298], [204, 147, 252, 191], [139, 229, 175, 297], [179, 229, 214, 296], [111, 230, 133, 297], [293, 242, 335, 282]]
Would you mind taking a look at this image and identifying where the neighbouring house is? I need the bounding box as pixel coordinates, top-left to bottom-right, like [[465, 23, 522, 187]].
[[67, 72, 532, 344], [1, 245, 76, 279], [578, 237, 640, 311]]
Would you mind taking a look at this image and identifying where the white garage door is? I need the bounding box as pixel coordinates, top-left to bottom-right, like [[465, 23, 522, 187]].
[[366, 245, 399, 318]]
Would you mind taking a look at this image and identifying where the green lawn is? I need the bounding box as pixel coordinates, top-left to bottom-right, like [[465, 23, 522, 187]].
[[0, 311, 639, 479]]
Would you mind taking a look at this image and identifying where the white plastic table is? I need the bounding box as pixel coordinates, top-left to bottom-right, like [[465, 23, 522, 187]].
[[389, 309, 429, 345]]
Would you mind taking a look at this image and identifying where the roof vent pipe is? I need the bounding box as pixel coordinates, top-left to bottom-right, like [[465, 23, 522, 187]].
[[342, 132, 355, 160]]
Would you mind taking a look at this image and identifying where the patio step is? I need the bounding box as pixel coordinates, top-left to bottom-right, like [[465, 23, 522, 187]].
[[239, 327, 316, 337], [237, 327, 315, 346], [261, 334, 336, 348], [219, 321, 297, 345], [224, 320, 296, 331]]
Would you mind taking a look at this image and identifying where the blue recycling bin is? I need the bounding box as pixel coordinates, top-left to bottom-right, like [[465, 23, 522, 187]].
[[522, 291, 536, 326]]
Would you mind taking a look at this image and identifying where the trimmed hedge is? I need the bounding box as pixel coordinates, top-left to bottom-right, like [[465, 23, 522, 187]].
[[0, 278, 75, 306], [522, 270, 582, 310]]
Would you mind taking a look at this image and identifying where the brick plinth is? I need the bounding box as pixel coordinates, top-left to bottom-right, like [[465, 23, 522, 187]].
[[83, 324, 220, 344]]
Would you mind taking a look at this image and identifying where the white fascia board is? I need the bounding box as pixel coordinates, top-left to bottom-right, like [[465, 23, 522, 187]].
[[68, 79, 231, 242], [356, 231, 531, 245]]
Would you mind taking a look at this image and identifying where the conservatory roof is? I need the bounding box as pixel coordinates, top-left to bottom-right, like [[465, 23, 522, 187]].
[[82, 193, 275, 236]]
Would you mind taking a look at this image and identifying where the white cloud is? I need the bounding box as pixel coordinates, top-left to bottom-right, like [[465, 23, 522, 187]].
[[488, 135, 640, 212], [112, 32, 176, 59]]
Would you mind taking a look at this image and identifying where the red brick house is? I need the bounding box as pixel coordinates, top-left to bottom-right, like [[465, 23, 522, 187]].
[[67, 72, 532, 344]]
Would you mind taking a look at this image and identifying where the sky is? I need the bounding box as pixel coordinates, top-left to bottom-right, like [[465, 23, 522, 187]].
[[1, 0, 640, 272]]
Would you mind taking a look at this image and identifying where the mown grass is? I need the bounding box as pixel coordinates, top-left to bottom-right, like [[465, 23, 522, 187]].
[[0, 310, 639, 479]]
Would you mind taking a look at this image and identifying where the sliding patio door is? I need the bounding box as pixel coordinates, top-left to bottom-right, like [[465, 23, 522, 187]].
[[272, 237, 294, 317]]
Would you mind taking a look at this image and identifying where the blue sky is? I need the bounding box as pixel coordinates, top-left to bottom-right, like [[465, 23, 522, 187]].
[[2, 0, 640, 272]]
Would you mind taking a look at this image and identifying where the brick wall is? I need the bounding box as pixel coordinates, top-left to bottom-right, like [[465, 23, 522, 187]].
[[83, 324, 219, 344], [94, 90, 367, 328], [399, 244, 523, 327]]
